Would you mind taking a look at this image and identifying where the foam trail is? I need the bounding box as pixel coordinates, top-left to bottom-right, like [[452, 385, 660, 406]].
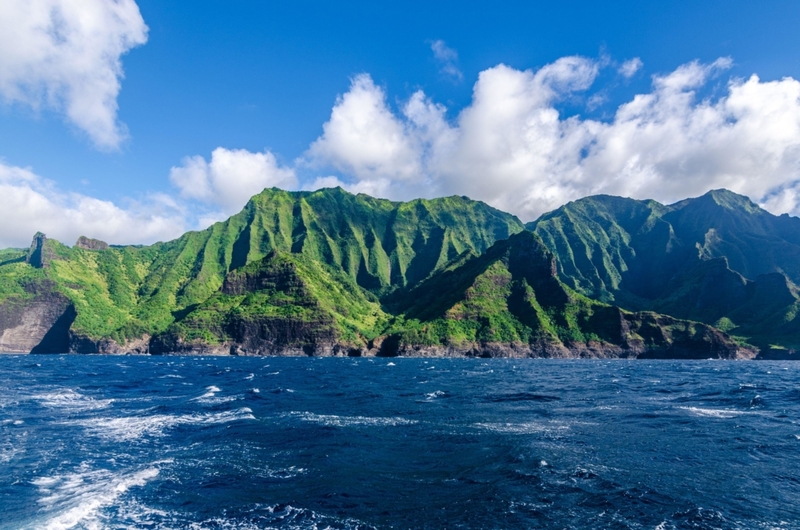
[[287, 411, 417, 427], [31, 464, 165, 530], [34, 389, 113, 411], [75, 408, 256, 442]]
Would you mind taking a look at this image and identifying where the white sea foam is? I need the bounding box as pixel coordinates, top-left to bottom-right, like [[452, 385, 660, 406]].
[[192, 385, 221, 401], [30, 462, 165, 530], [191, 385, 238, 405], [34, 389, 113, 411], [287, 411, 417, 427], [186, 503, 373, 530], [473, 421, 569, 435], [0, 444, 21, 464], [680, 406, 747, 419], [425, 390, 447, 400], [74, 408, 255, 442]]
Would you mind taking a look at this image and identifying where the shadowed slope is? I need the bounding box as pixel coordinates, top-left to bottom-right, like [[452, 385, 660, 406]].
[[385, 231, 752, 359], [528, 189, 800, 350]]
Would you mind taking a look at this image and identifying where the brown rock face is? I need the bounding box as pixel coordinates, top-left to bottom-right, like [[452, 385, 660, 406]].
[[0, 280, 75, 353], [68, 334, 151, 354], [75, 236, 109, 251]]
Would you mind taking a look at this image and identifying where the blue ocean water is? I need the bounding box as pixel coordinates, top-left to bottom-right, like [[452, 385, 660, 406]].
[[0, 356, 799, 529]]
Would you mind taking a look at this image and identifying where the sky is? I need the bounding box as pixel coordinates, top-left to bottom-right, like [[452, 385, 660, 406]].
[[3, 1, 800, 247]]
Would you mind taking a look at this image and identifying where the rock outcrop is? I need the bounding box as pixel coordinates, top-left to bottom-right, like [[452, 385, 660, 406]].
[[25, 232, 54, 268], [74, 236, 109, 251]]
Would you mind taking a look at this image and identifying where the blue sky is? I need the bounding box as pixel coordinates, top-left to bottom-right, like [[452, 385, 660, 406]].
[[2, 0, 800, 246]]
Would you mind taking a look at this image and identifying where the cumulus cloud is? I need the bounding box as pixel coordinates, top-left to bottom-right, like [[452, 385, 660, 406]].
[[305, 74, 425, 197], [0, 161, 186, 248], [618, 57, 643, 78], [430, 39, 463, 82], [304, 55, 800, 220], [11, 52, 800, 248], [0, 0, 148, 149], [170, 147, 297, 214]]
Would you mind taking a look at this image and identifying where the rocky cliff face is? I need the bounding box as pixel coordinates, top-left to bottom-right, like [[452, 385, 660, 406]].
[[0, 280, 74, 353]]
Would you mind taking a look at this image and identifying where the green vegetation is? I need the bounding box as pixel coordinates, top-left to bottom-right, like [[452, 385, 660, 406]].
[[168, 251, 389, 348], [0, 187, 767, 356], [383, 230, 729, 355], [529, 188, 800, 349], [0, 187, 522, 347]]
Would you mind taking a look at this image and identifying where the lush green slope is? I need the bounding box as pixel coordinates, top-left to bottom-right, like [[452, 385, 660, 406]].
[[152, 251, 389, 355], [528, 189, 800, 350], [382, 231, 750, 358], [0, 187, 523, 348]]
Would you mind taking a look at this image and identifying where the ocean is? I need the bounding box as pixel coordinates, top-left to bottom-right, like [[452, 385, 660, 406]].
[[0, 355, 798, 529]]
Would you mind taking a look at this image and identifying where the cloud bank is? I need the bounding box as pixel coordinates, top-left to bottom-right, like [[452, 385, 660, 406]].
[[6, 51, 800, 247], [0, 0, 148, 149], [0, 161, 186, 248], [305, 56, 800, 221]]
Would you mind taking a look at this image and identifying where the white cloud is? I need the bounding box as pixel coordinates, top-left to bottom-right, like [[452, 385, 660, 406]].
[[304, 56, 800, 220], [305, 74, 424, 196], [170, 147, 297, 214], [302, 176, 347, 191], [0, 161, 186, 248], [0, 0, 147, 149], [10, 53, 800, 250], [430, 39, 463, 82], [618, 57, 643, 78]]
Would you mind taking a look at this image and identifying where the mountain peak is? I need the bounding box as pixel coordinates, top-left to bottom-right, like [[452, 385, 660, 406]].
[[668, 188, 764, 215]]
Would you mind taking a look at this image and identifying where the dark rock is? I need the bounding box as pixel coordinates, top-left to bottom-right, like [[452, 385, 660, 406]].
[[25, 232, 54, 268], [75, 236, 109, 250]]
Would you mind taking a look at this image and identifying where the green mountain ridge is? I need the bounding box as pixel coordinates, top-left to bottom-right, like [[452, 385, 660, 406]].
[[382, 231, 750, 358], [0, 186, 784, 359], [0, 187, 524, 354], [529, 189, 800, 353]]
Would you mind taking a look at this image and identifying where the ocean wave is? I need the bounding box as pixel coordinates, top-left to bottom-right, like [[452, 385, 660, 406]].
[[485, 392, 561, 403], [424, 390, 449, 400], [74, 408, 256, 442], [30, 462, 166, 530], [286, 411, 417, 427], [33, 389, 113, 411], [186, 503, 376, 530], [191, 385, 239, 405], [679, 406, 749, 419], [472, 421, 570, 435]]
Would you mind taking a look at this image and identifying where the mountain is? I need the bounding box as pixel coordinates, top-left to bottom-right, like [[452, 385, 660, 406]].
[[0, 187, 523, 353], [528, 189, 800, 353], [0, 186, 774, 358], [381, 231, 751, 359]]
